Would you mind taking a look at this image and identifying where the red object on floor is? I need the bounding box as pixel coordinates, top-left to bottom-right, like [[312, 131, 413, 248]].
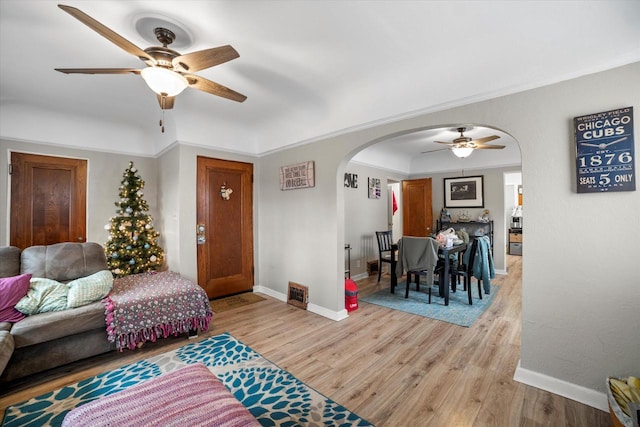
[[345, 278, 358, 312]]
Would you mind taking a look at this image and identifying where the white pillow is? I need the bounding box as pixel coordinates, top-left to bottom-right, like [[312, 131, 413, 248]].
[[66, 270, 114, 309], [16, 278, 68, 315]]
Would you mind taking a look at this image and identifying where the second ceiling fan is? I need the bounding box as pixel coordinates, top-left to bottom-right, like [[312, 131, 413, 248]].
[[55, 4, 246, 111], [423, 127, 505, 158]]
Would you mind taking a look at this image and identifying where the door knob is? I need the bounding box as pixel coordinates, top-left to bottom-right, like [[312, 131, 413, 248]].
[[196, 223, 206, 244]]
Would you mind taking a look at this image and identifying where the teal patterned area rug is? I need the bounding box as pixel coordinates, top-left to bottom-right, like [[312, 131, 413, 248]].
[[2, 333, 372, 427], [361, 282, 499, 327]]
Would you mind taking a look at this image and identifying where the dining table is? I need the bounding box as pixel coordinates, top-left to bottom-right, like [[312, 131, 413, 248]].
[[390, 241, 467, 306]]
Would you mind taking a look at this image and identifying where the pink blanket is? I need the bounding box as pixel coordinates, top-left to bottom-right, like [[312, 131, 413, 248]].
[[104, 271, 213, 351], [62, 363, 260, 427]]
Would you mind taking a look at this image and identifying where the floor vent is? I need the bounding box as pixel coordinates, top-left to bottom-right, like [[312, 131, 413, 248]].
[[287, 281, 308, 310]]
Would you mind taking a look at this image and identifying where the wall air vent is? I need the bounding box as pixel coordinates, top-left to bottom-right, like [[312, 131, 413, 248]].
[[287, 281, 308, 310]]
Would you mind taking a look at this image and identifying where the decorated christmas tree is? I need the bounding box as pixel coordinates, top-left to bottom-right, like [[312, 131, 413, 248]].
[[105, 161, 164, 278]]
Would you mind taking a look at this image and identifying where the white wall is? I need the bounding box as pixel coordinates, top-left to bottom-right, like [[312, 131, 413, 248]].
[[344, 162, 407, 278], [0, 102, 174, 157], [256, 62, 640, 409]]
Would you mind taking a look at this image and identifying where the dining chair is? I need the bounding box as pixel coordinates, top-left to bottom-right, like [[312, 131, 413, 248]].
[[375, 230, 394, 283], [410, 240, 475, 305], [447, 237, 483, 305], [397, 236, 440, 298]]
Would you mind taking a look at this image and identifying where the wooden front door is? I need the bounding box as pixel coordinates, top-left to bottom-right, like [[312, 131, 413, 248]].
[[402, 178, 433, 237], [196, 156, 254, 299], [10, 152, 87, 249]]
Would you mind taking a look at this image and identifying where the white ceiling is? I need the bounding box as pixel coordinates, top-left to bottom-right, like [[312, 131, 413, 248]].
[[352, 125, 523, 175], [1, 1, 639, 171]]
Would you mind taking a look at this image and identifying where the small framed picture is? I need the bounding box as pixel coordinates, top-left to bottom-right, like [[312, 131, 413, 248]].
[[368, 177, 381, 199], [444, 175, 484, 208]]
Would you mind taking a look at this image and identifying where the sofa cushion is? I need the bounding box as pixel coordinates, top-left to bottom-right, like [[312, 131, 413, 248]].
[[0, 273, 32, 322], [0, 330, 14, 375], [0, 246, 21, 278], [10, 301, 106, 348], [15, 278, 68, 315], [67, 270, 113, 309], [21, 242, 108, 282]]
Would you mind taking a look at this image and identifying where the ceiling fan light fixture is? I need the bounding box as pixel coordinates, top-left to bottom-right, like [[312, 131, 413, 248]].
[[452, 146, 474, 158], [141, 67, 188, 96]]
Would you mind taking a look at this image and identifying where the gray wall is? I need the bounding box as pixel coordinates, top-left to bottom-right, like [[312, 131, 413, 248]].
[[419, 166, 523, 273], [0, 139, 158, 249], [255, 62, 640, 408]]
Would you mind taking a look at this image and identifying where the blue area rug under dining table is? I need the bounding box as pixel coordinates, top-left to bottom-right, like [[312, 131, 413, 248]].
[[360, 282, 499, 327], [2, 333, 372, 427]]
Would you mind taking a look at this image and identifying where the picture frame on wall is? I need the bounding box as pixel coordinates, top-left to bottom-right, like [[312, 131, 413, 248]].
[[444, 175, 484, 208], [368, 177, 381, 199], [279, 161, 315, 190]]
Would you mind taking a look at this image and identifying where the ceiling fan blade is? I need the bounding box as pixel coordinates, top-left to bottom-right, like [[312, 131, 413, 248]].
[[185, 74, 247, 103], [58, 5, 155, 64], [55, 68, 141, 75], [434, 140, 455, 146], [421, 148, 450, 154], [475, 144, 505, 149], [469, 135, 500, 145], [157, 95, 175, 110], [173, 45, 240, 73]]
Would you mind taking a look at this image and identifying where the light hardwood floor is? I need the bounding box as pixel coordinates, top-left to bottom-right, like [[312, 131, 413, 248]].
[[0, 255, 611, 426]]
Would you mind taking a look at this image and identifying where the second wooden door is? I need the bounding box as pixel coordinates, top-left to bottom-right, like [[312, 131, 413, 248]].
[[402, 178, 433, 237]]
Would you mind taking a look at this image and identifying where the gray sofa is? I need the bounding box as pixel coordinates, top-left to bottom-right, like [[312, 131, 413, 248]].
[[0, 242, 116, 382]]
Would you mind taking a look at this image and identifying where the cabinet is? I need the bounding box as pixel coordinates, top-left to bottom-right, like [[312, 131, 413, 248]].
[[436, 220, 493, 252], [509, 228, 522, 256]]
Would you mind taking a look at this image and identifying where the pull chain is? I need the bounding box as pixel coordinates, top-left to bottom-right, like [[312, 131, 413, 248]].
[[159, 95, 166, 133]]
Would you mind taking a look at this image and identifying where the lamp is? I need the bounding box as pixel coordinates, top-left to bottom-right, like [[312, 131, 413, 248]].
[[451, 146, 474, 158], [140, 67, 188, 97]]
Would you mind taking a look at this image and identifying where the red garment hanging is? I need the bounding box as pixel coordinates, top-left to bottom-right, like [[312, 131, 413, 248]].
[[392, 191, 398, 215]]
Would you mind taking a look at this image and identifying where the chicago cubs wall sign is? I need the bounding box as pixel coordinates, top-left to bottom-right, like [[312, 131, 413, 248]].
[[574, 106, 635, 193]]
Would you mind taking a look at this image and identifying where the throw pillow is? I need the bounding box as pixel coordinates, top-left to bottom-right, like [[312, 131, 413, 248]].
[[15, 278, 69, 315], [67, 270, 114, 309], [0, 273, 32, 322]]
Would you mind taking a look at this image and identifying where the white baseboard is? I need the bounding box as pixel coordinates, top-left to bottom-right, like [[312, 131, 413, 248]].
[[253, 285, 349, 321], [253, 285, 286, 302], [513, 360, 608, 412], [350, 272, 370, 281], [309, 303, 349, 321]]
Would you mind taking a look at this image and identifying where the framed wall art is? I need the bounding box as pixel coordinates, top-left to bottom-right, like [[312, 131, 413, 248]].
[[368, 177, 381, 199], [574, 106, 635, 193], [280, 161, 315, 190], [444, 175, 484, 208]]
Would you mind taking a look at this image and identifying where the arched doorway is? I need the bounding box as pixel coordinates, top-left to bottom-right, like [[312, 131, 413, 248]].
[[339, 123, 522, 300]]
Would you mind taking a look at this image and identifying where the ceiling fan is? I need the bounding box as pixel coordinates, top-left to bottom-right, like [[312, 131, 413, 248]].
[[422, 127, 505, 158], [55, 4, 246, 112]]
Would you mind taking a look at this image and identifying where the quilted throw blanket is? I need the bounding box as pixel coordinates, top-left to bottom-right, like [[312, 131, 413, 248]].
[[103, 271, 213, 351]]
